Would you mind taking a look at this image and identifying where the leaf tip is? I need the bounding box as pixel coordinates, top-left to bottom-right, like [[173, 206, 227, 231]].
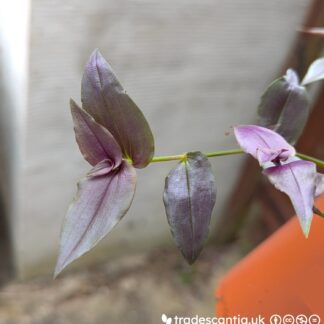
[[89, 48, 106, 67], [90, 47, 101, 58], [54, 246, 82, 279], [69, 98, 79, 111], [185, 253, 200, 265], [53, 258, 66, 279], [300, 216, 312, 238], [285, 68, 299, 86]]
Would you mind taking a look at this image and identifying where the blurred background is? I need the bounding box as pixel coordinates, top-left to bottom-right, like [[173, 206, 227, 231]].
[[0, 0, 323, 323]]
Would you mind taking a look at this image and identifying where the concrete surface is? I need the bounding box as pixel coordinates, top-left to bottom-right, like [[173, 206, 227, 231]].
[[0, 244, 245, 324]]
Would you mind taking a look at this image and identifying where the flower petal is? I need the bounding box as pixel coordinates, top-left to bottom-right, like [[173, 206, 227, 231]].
[[302, 58, 324, 85], [234, 125, 295, 165], [263, 160, 317, 237], [163, 152, 216, 264], [70, 99, 122, 167], [81, 49, 154, 168], [55, 160, 136, 276], [258, 69, 309, 144]]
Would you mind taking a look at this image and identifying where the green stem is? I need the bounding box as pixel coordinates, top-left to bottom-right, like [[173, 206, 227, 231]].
[[150, 154, 187, 163], [150, 149, 244, 163], [206, 148, 244, 158], [150, 149, 324, 168], [296, 153, 324, 168]]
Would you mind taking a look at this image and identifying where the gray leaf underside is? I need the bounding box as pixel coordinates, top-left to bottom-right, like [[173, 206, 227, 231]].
[[55, 160, 136, 276], [258, 71, 309, 144], [70, 99, 122, 166], [163, 152, 216, 264]]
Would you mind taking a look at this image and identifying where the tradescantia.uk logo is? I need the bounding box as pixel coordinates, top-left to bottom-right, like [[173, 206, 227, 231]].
[[162, 314, 172, 324]]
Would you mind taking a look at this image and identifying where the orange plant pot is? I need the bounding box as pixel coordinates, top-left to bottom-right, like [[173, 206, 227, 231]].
[[216, 196, 324, 317]]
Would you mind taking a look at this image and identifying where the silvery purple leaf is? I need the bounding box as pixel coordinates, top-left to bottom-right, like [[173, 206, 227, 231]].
[[258, 69, 309, 144], [55, 160, 136, 276], [234, 125, 295, 165], [263, 160, 317, 237], [274, 86, 309, 145], [163, 152, 216, 264], [302, 58, 324, 85], [81, 49, 154, 168], [258, 70, 298, 128], [315, 173, 324, 197], [87, 159, 115, 177], [70, 99, 122, 167]]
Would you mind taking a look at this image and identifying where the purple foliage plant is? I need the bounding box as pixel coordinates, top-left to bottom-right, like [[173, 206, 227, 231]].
[[55, 50, 324, 277]]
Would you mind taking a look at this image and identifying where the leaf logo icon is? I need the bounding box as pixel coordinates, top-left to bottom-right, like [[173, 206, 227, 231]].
[[161, 314, 172, 324]]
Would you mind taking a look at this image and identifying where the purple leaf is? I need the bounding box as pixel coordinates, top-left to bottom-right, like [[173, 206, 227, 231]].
[[258, 70, 298, 127], [302, 58, 324, 85], [55, 160, 136, 276], [263, 160, 317, 237], [274, 87, 309, 145], [163, 152, 216, 264], [81, 49, 154, 168], [70, 99, 122, 167], [234, 125, 295, 165], [87, 159, 115, 177], [315, 173, 324, 197], [258, 69, 309, 144]]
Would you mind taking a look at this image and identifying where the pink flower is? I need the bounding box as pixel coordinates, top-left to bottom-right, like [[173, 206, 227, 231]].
[[234, 125, 324, 237]]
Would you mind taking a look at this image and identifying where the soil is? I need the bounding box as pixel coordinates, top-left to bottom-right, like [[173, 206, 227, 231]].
[[0, 244, 245, 324]]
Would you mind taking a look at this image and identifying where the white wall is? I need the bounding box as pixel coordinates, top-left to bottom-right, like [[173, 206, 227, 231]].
[[0, 0, 30, 273]]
